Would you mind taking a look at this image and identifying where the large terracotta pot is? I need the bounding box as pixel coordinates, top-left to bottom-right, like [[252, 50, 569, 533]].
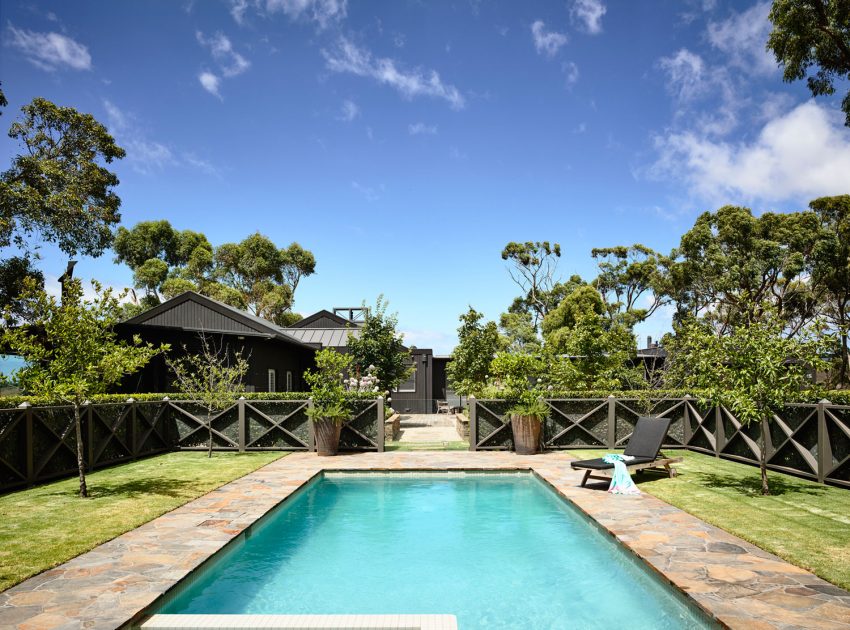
[[314, 418, 342, 456], [510, 414, 542, 455]]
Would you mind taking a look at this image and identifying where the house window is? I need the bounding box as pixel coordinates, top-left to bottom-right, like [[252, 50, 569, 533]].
[[396, 366, 416, 392], [286, 370, 293, 392], [268, 369, 277, 393]]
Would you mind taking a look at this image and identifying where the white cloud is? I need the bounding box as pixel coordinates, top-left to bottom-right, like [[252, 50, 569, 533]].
[[562, 61, 579, 86], [198, 71, 222, 98], [570, 0, 606, 35], [651, 101, 850, 204], [229, 0, 251, 25], [707, 1, 776, 75], [351, 180, 383, 202], [265, 0, 347, 28], [338, 99, 360, 122], [658, 49, 706, 102], [408, 122, 437, 135], [530, 20, 567, 57], [196, 31, 250, 77], [5, 25, 91, 71], [322, 37, 465, 109], [104, 100, 218, 176]]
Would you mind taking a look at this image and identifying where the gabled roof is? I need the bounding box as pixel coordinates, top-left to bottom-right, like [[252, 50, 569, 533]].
[[287, 309, 358, 329], [121, 291, 317, 350], [284, 327, 361, 348]]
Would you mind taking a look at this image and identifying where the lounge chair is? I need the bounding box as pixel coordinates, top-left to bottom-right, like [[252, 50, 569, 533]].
[[570, 416, 683, 487]]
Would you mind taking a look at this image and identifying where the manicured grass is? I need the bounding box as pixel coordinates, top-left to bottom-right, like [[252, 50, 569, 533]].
[[0, 451, 284, 592], [567, 449, 850, 591], [385, 441, 469, 451]]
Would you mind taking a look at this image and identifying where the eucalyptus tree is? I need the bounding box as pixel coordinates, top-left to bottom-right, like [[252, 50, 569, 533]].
[[501, 241, 564, 329], [591, 244, 671, 327], [768, 0, 850, 126]]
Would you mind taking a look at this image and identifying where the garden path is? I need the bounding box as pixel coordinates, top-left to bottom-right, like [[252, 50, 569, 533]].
[[397, 413, 462, 443]]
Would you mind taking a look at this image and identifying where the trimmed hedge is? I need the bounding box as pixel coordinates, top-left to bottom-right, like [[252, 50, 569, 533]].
[[479, 389, 850, 405], [0, 390, 383, 409]]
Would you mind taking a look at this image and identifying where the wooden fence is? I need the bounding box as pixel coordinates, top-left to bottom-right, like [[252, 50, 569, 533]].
[[469, 396, 850, 488], [0, 397, 384, 493]]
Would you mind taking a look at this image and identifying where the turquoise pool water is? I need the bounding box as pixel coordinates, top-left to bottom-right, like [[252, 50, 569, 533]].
[[155, 472, 714, 629]]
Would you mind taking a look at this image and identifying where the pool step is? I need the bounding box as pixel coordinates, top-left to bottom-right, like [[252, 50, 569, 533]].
[[141, 614, 458, 630]]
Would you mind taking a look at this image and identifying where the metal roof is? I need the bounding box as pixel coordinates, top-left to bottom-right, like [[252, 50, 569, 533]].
[[283, 327, 361, 348]]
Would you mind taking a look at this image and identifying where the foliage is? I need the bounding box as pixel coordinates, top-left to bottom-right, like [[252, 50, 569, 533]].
[[2, 279, 164, 496], [591, 244, 671, 327], [810, 195, 850, 386], [484, 352, 547, 419], [665, 205, 821, 335], [0, 255, 43, 322], [541, 283, 644, 390], [665, 302, 830, 494], [1, 97, 125, 258], [446, 307, 503, 396], [303, 348, 352, 422], [768, 0, 850, 126], [0, 451, 284, 592], [345, 295, 410, 391], [166, 334, 250, 457], [501, 241, 562, 328], [498, 311, 540, 353]]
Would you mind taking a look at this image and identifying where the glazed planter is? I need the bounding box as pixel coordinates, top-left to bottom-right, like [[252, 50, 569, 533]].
[[314, 418, 343, 456], [510, 414, 542, 455]]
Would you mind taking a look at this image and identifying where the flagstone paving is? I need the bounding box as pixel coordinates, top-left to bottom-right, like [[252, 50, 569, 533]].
[[1, 451, 848, 629]]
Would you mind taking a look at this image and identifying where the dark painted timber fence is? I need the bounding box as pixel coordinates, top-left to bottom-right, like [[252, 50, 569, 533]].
[[0, 397, 384, 492], [468, 395, 850, 488]]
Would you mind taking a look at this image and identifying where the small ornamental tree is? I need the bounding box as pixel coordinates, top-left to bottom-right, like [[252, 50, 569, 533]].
[[346, 295, 410, 391], [2, 279, 165, 497], [166, 334, 249, 458], [304, 348, 352, 422], [447, 307, 503, 397], [667, 304, 829, 495]]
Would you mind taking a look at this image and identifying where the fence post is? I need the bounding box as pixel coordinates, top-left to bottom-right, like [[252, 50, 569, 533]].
[[377, 396, 385, 453], [307, 398, 315, 452], [682, 395, 692, 446], [607, 395, 616, 449], [714, 406, 723, 458], [468, 395, 477, 451], [128, 398, 137, 459], [817, 399, 830, 484], [236, 396, 246, 453], [20, 402, 33, 486]]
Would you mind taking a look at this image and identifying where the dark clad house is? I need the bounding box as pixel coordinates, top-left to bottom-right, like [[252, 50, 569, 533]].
[[116, 292, 318, 394]]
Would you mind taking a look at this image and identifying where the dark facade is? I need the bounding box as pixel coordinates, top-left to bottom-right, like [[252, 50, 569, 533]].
[[116, 292, 317, 394]]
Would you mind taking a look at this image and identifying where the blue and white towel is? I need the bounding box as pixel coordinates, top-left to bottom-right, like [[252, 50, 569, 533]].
[[602, 454, 641, 495]]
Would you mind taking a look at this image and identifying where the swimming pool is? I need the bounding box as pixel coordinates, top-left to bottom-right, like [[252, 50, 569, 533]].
[[150, 471, 716, 629]]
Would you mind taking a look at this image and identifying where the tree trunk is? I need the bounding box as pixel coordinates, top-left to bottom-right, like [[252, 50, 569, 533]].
[[840, 331, 848, 388], [759, 418, 770, 496], [208, 411, 213, 458], [74, 404, 88, 498]]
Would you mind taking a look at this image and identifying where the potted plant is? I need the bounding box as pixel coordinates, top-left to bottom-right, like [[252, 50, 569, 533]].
[[507, 393, 548, 455], [488, 352, 548, 454], [304, 349, 353, 456]]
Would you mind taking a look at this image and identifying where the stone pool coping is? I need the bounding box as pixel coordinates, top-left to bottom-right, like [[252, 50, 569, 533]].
[[0, 451, 848, 630]]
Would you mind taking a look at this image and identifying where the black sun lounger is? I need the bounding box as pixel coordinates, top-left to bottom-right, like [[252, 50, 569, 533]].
[[570, 416, 683, 488]]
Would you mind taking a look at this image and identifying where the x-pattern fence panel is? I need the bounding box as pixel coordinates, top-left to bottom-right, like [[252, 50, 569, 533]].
[[469, 397, 850, 488], [0, 397, 384, 492]]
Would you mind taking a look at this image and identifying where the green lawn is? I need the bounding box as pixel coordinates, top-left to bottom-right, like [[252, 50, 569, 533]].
[[384, 441, 469, 451], [0, 451, 284, 592], [567, 449, 850, 591]]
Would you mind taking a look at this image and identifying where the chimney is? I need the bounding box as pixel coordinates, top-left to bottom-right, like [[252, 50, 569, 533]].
[[646, 335, 652, 348]]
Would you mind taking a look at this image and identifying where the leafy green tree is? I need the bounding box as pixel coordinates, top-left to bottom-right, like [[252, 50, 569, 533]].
[[166, 334, 249, 458], [768, 0, 850, 126], [542, 284, 642, 389], [591, 244, 671, 327], [666, 205, 821, 335], [501, 241, 563, 328], [304, 348, 352, 421], [447, 307, 503, 396], [810, 195, 850, 385], [2, 279, 164, 497], [666, 304, 829, 494], [214, 232, 315, 325], [345, 295, 410, 391], [499, 311, 540, 354], [1, 97, 125, 258], [0, 255, 44, 322]]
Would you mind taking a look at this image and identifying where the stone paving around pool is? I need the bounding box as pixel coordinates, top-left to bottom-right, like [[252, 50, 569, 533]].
[[1, 451, 849, 630]]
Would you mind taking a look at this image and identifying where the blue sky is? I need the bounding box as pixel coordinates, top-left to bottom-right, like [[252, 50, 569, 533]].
[[2, 0, 849, 353]]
